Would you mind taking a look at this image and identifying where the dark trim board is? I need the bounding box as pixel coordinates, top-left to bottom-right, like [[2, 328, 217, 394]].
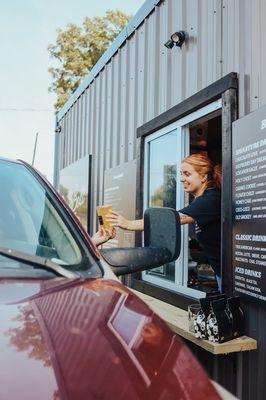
[[135, 136, 145, 247], [221, 88, 238, 295], [137, 72, 238, 138]]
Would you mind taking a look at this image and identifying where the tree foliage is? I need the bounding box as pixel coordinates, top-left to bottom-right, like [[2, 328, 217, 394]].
[[48, 10, 131, 111]]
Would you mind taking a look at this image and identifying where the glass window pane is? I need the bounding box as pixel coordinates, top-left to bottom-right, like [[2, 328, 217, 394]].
[[146, 130, 178, 281], [148, 130, 177, 209]]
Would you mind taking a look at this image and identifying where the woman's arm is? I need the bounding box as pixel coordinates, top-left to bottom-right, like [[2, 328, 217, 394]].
[[107, 210, 194, 230], [106, 211, 144, 231], [178, 212, 194, 225]]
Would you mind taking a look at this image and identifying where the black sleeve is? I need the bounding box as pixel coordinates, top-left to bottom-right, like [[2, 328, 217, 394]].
[[179, 193, 221, 228]]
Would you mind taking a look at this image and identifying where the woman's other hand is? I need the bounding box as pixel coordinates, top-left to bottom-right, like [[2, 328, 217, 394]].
[[92, 227, 116, 246]]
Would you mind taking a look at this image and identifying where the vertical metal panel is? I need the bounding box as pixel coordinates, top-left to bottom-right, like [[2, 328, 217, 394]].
[[82, 93, 86, 158], [169, 0, 183, 107], [73, 101, 77, 160], [105, 62, 113, 169], [87, 86, 93, 156], [66, 109, 70, 166], [157, 0, 168, 114], [111, 50, 121, 168], [98, 68, 107, 207], [185, 0, 199, 98], [128, 32, 138, 161], [136, 23, 147, 129], [119, 43, 129, 164], [64, 113, 70, 167], [199, 0, 222, 88], [225, 0, 266, 118], [72, 104, 77, 162], [80, 94, 84, 158], [61, 115, 65, 169], [70, 107, 74, 165], [58, 119, 62, 171], [62, 117, 66, 170], [222, 0, 240, 76], [61, 116, 64, 169], [93, 77, 101, 231], [74, 99, 79, 160], [238, 0, 251, 117], [145, 10, 158, 121], [84, 90, 89, 156], [77, 99, 81, 159], [75, 100, 79, 160]]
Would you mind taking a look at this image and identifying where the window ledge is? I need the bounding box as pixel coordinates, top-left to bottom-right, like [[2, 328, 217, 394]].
[[131, 289, 257, 355]]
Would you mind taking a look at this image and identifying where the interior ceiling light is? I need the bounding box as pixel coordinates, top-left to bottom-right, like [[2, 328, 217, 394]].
[[164, 31, 187, 49]]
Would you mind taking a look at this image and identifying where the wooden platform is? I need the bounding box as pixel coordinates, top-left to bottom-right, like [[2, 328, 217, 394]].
[[131, 289, 257, 355]]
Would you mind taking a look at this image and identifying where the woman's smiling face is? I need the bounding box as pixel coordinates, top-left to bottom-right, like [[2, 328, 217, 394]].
[[180, 162, 206, 197]]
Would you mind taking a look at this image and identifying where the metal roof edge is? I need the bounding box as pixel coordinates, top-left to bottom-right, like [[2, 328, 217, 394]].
[[57, 0, 162, 122]]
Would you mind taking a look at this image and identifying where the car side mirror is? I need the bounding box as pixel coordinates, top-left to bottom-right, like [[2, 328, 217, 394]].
[[100, 207, 181, 276]]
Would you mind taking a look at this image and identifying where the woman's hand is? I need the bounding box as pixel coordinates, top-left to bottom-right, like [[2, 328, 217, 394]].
[[91, 227, 116, 246], [106, 211, 144, 231], [106, 211, 130, 230]]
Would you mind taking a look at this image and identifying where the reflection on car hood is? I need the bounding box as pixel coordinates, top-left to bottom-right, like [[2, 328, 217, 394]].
[[0, 278, 220, 400]]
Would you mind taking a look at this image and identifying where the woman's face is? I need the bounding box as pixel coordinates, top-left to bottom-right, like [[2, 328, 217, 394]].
[[180, 162, 206, 196]]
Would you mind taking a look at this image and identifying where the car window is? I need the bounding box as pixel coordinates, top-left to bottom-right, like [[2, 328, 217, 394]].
[[0, 160, 100, 277]]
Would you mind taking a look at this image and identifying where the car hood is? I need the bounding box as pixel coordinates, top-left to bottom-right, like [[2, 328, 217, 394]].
[[0, 278, 220, 400]]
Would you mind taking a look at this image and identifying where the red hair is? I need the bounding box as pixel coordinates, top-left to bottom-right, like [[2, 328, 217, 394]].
[[182, 153, 222, 190]]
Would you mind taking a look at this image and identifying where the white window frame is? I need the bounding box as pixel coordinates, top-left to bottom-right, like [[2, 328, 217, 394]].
[[142, 99, 222, 299]]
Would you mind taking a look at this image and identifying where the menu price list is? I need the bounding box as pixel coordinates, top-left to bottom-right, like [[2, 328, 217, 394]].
[[234, 138, 266, 221], [234, 234, 266, 301], [233, 107, 266, 302]]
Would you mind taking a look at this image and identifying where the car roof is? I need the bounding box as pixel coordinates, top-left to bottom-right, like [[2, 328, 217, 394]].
[[0, 156, 23, 165]]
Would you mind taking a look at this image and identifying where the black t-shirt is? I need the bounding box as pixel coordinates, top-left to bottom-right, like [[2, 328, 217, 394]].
[[180, 188, 221, 276]]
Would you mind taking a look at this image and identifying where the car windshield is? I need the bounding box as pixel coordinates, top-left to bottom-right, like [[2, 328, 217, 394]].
[[0, 159, 101, 278]]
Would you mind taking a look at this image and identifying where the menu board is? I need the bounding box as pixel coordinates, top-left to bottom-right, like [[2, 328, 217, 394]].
[[59, 156, 91, 232], [232, 105, 266, 302], [102, 160, 136, 249]]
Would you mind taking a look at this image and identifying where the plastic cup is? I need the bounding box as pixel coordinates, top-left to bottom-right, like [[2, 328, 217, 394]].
[[97, 205, 113, 229]]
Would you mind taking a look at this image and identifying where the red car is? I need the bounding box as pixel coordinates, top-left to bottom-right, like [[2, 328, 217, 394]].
[[0, 158, 221, 399]]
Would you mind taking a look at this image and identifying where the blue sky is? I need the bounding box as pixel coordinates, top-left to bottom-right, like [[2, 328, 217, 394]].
[[0, 0, 144, 181]]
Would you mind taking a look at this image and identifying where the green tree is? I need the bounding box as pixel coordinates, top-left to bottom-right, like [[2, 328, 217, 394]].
[[48, 10, 131, 111]]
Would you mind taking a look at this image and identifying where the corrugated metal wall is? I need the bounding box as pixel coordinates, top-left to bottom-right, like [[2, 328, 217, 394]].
[[56, 0, 266, 232], [55, 2, 266, 398]]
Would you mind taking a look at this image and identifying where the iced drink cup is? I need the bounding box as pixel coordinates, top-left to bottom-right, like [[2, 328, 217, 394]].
[[97, 205, 113, 229]]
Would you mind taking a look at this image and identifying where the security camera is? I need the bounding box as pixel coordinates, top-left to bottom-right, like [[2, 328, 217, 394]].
[[164, 39, 175, 49], [164, 31, 187, 49]]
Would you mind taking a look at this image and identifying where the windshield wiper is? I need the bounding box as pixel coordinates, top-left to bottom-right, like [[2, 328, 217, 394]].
[[0, 247, 79, 278]]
